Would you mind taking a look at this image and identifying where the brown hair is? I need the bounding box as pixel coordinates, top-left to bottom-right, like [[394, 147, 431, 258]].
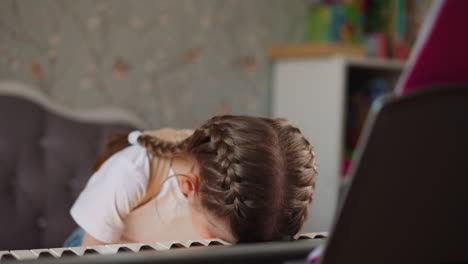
[[93, 132, 130, 172], [96, 115, 317, 242]]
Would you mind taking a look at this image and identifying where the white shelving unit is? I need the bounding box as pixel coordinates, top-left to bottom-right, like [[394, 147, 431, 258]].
[[271, 55, 404, 232]]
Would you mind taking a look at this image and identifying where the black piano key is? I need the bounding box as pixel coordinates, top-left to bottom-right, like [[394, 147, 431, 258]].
[[297, 235, 311, 240], [82, 249, 98, 255], [170, 243, 186, 249], [313, 234, 326, 239], [116, 246, 133, 253], [61, 250, 78, 257], [189, 242, 204, 247], [38, 251, 55, 258], [139, 245, 156, 251], [208, 241, 223, 246], [0, 253, 16, 260]]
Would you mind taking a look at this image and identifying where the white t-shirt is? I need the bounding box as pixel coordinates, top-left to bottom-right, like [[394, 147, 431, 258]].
[[70, 145, 201, 244]]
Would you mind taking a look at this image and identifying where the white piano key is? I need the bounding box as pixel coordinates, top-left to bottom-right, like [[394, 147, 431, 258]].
[[147, 242, 171, 250], [10, 249, 38, 260], [186, 240, 206, 247], [157, 240, 187, 249], [31, 249, 59, 258], [156, 241, 174, 249], [49, 248, 64, 256], [67, 247, 84, 256], [0, 251, 16, 260], [315, 232, 329, 238], [49, 247, 78, 257], [87, 245, 115, 255], [205, 238, 230, 246], [173, 240, 192, 248], [122, 243, 144, 252], [294, 232, 329, 240], [67, 246, 94, 256], [138, 244, 158, 251], [105, 243, 141, 253]]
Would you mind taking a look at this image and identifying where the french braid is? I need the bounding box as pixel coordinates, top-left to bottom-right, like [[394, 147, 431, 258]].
[[183, 115, 317, 242], [137, 134, 188, 158], [265, 118, 318, 236]]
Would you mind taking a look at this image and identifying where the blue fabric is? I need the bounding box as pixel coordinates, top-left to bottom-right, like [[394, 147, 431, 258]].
[[63, 227, 84, 247]]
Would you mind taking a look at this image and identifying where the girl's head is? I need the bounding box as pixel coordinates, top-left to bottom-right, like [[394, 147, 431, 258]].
[[137, 115, 317, 243]]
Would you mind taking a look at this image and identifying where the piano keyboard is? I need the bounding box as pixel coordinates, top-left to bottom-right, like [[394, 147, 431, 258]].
[[0, 232, 327, 262]]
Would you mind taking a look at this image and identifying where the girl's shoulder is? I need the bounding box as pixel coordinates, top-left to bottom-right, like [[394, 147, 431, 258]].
[[112, 144, 149, 171], [95, 144, 151, 186]]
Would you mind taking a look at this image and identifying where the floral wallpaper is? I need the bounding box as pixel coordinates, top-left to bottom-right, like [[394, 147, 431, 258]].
[[0, 0, 308, 128]]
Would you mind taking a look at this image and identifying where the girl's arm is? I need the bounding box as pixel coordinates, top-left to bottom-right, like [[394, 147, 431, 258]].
[[81, 232, 106, 246], [70, 145, 149, 245]]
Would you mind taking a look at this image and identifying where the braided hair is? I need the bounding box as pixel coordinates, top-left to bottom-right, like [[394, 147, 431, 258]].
[[137, 133, 187, 158], [136, 115, 317, 242]]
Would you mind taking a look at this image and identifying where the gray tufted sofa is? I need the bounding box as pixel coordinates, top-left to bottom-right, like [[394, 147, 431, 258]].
[[0, 81, 144, 250]]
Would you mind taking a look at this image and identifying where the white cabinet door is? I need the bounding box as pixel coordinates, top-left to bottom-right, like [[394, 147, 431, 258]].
[[272, 57, 346, 232]]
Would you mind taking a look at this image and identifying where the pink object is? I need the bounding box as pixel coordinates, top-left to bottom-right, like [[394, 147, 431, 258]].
[[396, 0, 468, 95], [343, 159, 352, 176], [307, 244, 325, 264]]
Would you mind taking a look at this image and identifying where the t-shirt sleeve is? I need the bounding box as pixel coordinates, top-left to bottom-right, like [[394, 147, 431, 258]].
[[70, 146, 148, 243]]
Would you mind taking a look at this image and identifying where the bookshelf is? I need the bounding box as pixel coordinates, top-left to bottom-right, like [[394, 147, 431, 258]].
[[270, 47, 404, 233]]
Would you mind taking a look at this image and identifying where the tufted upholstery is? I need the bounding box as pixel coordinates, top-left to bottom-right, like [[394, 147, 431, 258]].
[[0, 95, 135, 250]]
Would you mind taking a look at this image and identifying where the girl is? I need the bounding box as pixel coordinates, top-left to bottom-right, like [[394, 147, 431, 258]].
[[66, 115, 317, 246]]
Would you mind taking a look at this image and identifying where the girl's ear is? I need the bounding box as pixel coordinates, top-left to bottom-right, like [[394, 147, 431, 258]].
[[179, 173, 199, 196]]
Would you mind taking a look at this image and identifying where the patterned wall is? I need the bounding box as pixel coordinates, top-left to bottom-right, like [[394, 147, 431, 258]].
[[0, 0, 308, 128]]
